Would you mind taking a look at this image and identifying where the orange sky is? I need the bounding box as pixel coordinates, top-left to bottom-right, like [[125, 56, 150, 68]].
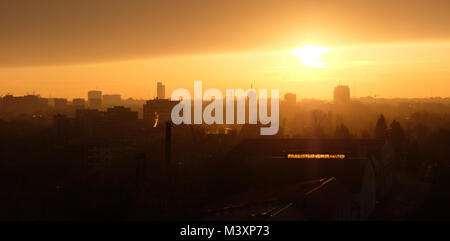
[[1, 0, 450, 99]]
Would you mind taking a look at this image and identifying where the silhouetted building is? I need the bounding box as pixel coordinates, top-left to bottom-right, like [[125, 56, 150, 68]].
[[143, 99, 179, 126], [103, 94, 122, 107], [157, 82, 165, 99], [53, 114, 71, 141], [38, 97, 49, 110], [76, 109, 104, 121], [0, 94, 47, 117], [105, 106, 138, 122], [88, 90, 102, 109], [280, 93, 297, 126], [72, 98, 86, 109], [54, 98, 68, 111], [284, 93, 297, 107], [334, 85, 350, 104]]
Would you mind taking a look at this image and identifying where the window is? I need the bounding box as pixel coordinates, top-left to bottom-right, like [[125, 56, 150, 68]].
[[287, 154, 346, 159]]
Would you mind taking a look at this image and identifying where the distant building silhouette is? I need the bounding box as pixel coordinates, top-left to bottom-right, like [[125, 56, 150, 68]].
[[106, 106, 138, 122], [157, 82, 165, 99], [103, 94, 122, 107], [88, 90, 102, 109], [334, 85, 350, 104], [143, 99, 179, 126], [54, 98, 68, 111], [72, 98, 86, 109], [76, 108, 104, 121], [0, 94, 48, 117], [38, 97, 49, 110], [284, 93, 297, 106]]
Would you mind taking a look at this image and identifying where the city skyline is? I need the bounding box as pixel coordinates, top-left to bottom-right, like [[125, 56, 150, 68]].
[[3, 83, 449, 103], [1, 0, 450, 224]]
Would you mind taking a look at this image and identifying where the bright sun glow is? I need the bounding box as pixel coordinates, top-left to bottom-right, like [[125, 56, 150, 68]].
[[290, 45, 330, 68]]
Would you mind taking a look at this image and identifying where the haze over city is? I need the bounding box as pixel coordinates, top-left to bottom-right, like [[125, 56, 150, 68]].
[[2, 0, 450, 230]]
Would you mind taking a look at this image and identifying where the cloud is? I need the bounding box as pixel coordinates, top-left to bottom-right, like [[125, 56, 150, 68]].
[[1, 0, 449, 67]]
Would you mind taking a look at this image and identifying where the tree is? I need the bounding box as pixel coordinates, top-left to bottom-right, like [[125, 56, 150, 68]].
[[406, 140, 421, 175], [335, 124, 352, 139], [310, 109, 326, 138], [374, 114, 387, 139], [390, 120, 405, 143], [390, 120, 406, 170], [431, 128, 450, 166]]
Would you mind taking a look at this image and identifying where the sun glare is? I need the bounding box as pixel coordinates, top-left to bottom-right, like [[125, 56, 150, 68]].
[[290, 45, 330, 68]]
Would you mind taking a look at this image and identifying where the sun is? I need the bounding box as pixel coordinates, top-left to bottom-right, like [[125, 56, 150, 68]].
[[290, 45, 330, 68]]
